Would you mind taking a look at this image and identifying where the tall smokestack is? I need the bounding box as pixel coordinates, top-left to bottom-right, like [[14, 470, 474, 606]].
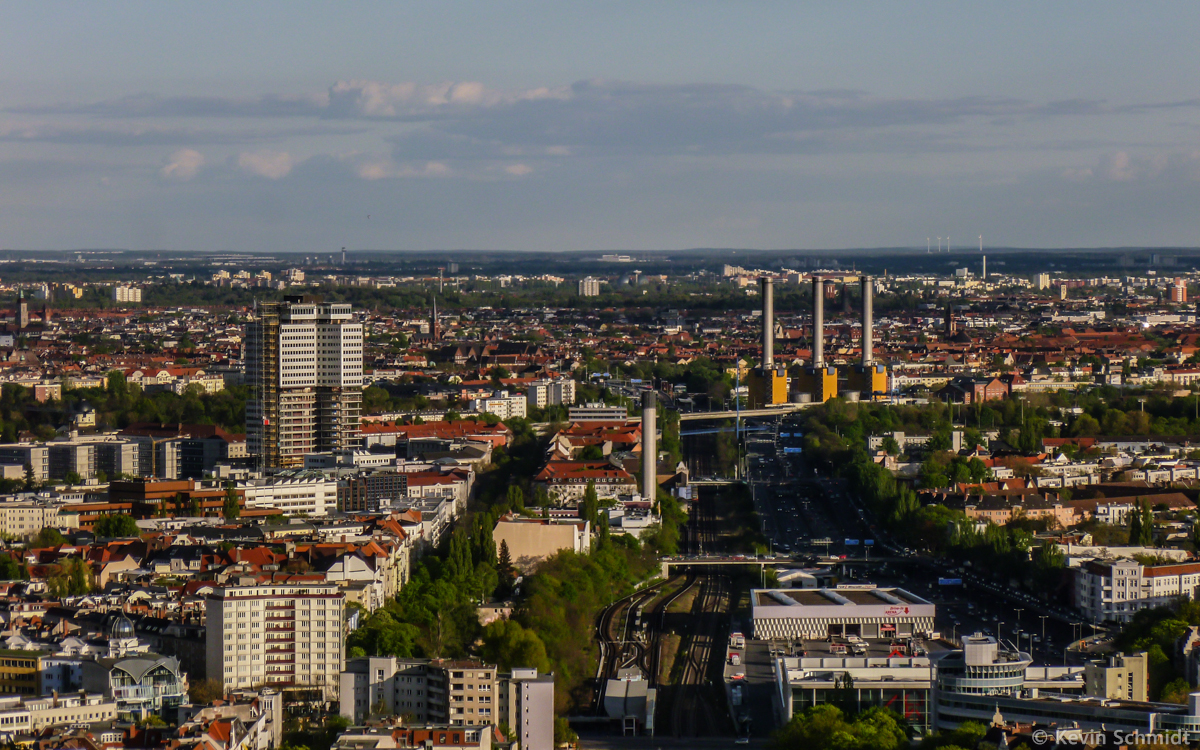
[[760, 277, 774, 369], [812, 276, 824, 368], [641, 391, 657, 504], [861, 275, 873, 366], [982, 255, 987, 281]]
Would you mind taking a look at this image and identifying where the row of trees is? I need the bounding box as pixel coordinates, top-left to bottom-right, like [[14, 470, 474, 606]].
[[846, 449, 1066, 593]]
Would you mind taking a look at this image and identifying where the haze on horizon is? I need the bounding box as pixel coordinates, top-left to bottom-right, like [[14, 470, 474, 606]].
[[1, 2, 1199, 254]]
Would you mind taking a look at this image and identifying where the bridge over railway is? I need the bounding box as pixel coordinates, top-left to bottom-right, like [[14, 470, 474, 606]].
[[659, 555, 907, 578]]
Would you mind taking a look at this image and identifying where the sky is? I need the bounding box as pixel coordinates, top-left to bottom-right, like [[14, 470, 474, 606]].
[[1, 2, 1199, 253]]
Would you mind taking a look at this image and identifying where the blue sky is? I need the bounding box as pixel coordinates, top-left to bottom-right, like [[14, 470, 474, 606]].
[[1, 2, 1198, 252]]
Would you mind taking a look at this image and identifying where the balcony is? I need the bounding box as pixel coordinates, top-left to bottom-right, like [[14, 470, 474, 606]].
[[112, 684, 185, 702]]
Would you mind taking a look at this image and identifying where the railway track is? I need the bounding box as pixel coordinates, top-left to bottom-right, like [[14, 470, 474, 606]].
[[594, 581, 667, 713], [657, 486, 733, 737]]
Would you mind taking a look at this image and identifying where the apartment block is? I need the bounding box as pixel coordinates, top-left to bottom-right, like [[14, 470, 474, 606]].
[[205, 582, 345, 701], [468, 392, 526, 420], [0, 445, 49, 481], [1085, 652, 1148, 702], [246, 296, 364, 469], [112, 286, 142, 303], [0, 501, 79, 539], [577, 277, 600, 297], [526, 378, 577, 409], [340, 657, 553, 747], [1076, 559, 1200, 624], [496, 668, 554, 750]]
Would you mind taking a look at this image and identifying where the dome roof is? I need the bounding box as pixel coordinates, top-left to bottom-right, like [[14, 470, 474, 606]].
[[109, 613, 135, 639]]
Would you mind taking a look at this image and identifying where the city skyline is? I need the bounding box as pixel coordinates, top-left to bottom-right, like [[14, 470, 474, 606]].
[[2, 3, 1200, 252]]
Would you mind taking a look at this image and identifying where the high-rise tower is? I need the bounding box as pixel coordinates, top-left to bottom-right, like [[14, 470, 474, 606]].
[[246, 296, 363, 469]]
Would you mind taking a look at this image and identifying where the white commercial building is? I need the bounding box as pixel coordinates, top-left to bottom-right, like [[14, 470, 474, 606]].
[[567, 403, 628, 422], [578, 277, 601, 297], [0, 693, 117, 737], [206, 582, 345, 701], [238, 471, 338, 516], [751, 585, 936, 641]]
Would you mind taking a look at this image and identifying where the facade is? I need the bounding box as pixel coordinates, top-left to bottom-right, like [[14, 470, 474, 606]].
[[495, 667, 554, 750], [339, 471, 408, 513], [82, 654, 187, 720], [578, 277, 600, 297], [492, 516, 591, 572], [1172, 279, 1188, 303], [340, 657, 554, 746], [247, 297, 364, 469], [1076, 558, 1200, 624], [205, 582, 346, 701], [112, 286, 142, 303], [527, 378, 577, 409], [933, 635, 1200, 740], [0, 500, 79, 538], [567, 404, 628, 422], [0, 693, 117, 738], [468, 392, 527, 420], [0, 445, 49, 481], [239, 471, 338, 516], [750, 586, 935, 641], [1085, 652, 1148, 702], [534, 460, 636, 503], [0, 650, 47, 696]]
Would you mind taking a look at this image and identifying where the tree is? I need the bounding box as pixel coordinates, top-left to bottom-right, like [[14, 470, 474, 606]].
[[1127, 502, 1143, 545], [48, 557, 92, 596], [223, 484, 241, 521], [106, 371, 128, 398], [880, 435, 900, 456], [505, 484, 525, 512], [480, 619, 551, 673], [771, 704, 906, 750], [189, 496, 202, 517], [94, 514, 140, 538], [32, 527, 66, 548], [0, 555, 23, 581], [498, 540, 516, 587], [579, 481, 599, 526], [187, 678, 225, 704], [22, 463, 35, 491], [1140, 500, 1155, 546]]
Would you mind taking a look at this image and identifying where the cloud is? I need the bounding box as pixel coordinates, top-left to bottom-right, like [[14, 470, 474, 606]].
[[355, 159, 451, 180], [161, 149, 204, 180], [237, 150, 297, 179], [1064, 151, 1200, 183], [504, 163, 533, 176], [0, 121, 367, 147]]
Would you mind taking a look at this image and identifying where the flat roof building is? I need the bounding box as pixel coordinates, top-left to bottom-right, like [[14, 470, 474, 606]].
[[751, 585, 935, 641]]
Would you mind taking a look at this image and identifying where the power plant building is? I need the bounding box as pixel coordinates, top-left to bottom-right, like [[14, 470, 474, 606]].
[[747, 273, 886, 407]]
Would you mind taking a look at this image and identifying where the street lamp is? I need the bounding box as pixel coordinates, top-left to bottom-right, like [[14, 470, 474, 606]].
[[1014, 608, 1024, 644], [1039, 615, 1048, 645], [997, 621, 1005, 643]]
